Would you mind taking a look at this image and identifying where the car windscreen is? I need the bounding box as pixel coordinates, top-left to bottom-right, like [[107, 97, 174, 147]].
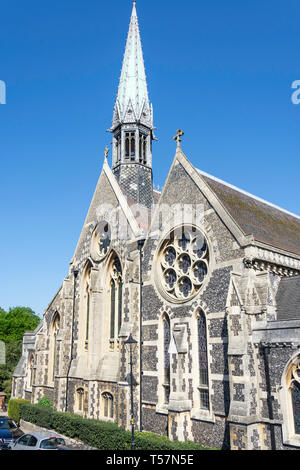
[[39, 437, 66, 449], [7, 420, 17, 430]]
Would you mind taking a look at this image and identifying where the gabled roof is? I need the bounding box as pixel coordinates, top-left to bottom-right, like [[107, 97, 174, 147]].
[[276, 276, 300, 320], [197, 169, 300, 257]]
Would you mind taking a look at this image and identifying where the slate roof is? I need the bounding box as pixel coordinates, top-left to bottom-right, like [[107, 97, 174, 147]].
[[198, 171, 300, 257], [276, 276, 300, 320]]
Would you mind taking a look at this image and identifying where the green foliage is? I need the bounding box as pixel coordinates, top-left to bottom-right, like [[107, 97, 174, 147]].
[[0, 306, 40, 400], [38, 397, 52, 408], [0, 307, 40, 344], [8, 399, 30, 424], [20, 403, 211, 450]]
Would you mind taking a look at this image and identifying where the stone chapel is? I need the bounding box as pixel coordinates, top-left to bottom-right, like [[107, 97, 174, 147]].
[[12, 1, 300, 450]]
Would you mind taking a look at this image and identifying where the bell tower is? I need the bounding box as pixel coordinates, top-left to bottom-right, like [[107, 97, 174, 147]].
[[109, 1, 155, 209]]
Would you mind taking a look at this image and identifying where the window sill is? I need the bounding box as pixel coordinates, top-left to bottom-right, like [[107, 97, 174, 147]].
[[282, 436, 300, 448], [191, 408, 215, 424], [156, 404, 169, 415]]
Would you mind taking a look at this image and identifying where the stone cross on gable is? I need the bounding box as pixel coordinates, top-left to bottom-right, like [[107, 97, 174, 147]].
[[174, 129, 184, 147]]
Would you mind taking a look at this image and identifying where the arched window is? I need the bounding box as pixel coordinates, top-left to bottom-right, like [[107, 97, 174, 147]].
[[139, 134, 147, 165], [163, 314, 171, 404], [109, 255, 123, 348], [102, 392, 114, 418], [287, 359, 300, 437], [197, 310, 209, 410], [76, 387, 85, 413], [82, 264, 92, 351], [50, 313, 60, 383], [115, 134, 121, 163], [125, 132, 135, 160], [29, 354, 35, 389]]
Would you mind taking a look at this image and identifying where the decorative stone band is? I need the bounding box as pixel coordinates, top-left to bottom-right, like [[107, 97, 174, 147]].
[[244, 246, 300, 272], [243, 258, 300, 277], [253, 341, 299, 349]]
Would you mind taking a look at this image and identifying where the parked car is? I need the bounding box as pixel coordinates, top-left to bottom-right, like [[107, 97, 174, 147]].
[[0, 417, 23, 450], [10, 432, 69, 450]]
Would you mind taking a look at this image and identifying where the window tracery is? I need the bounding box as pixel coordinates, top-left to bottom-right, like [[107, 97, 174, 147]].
[[102, 392, 114, 418], [159, 227, 209, 302]]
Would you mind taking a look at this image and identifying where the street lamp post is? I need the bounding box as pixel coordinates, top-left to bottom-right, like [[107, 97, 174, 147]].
[[124, 333, 138, 451]]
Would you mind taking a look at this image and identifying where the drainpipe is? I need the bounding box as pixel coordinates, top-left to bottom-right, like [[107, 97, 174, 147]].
[[138, 238, 145, 432], [65, 269, 78, 412], [262, 343, 276, 450]]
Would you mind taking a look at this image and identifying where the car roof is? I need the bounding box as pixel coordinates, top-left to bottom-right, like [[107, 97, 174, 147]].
[[23, 432, 63, 439]]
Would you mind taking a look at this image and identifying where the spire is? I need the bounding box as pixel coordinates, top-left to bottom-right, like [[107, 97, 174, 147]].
[[109, 2, 155, 210], [112, 1, 153, 129]]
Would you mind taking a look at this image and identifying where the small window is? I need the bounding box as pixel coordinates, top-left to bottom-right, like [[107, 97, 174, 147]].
[[17, 435, 31, 446], [76, 387, 85, 412], [102, 392, 114, 418], [40, 438, 65, 449]]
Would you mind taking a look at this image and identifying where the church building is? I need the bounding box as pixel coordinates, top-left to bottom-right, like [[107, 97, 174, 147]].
[[12, 2, 300, 450]]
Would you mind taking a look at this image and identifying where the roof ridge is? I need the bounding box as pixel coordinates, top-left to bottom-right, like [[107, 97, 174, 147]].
[[197, 168, 300, 222]]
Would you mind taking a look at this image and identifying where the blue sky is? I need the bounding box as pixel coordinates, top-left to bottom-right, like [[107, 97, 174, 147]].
[[0, 0, 299, 317]]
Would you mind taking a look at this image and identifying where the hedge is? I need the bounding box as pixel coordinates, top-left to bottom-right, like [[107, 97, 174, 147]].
[[19, 403, 212, 450], [8, 399, 30, 424]]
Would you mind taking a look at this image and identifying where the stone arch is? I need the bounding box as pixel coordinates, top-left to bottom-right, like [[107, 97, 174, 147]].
[[280, 352, 300, 445], [101, 391, 114, 419], [48, 311, 60, 385], [106, 251, 123, 350], [79, 260, 93, 352]]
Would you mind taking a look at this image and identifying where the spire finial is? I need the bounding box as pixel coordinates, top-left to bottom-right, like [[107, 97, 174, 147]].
[[174, 129, 184, 148], [104, 145, 110, 161]]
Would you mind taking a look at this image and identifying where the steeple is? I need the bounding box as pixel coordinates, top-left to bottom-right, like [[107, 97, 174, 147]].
[[112, 0, 153, 129], [109, 1, 155, 209]]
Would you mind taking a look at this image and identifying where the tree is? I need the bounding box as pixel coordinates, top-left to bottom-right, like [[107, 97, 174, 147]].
[[0, 307, 40, 343], [0, 307, 40, 399]]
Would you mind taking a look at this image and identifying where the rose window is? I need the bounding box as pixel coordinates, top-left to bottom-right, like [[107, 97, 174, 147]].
[[160, 227, 209, 301], [91, 221, 111, 262], [99, 223, 111, 257]]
